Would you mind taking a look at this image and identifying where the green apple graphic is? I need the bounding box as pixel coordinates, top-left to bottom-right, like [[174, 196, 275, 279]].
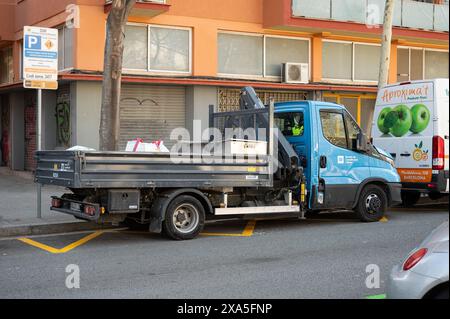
[[410, 104, 430, 134], [384, 111, 399, 130], [377, 107, 392, 134], [389, 104, 412, 137]]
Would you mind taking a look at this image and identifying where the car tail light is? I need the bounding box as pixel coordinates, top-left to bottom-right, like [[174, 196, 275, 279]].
[[84, 205, 96, 216], [51, 198, 62, 208], [432, 136, 445, 170], [403, 248, 428, 271]]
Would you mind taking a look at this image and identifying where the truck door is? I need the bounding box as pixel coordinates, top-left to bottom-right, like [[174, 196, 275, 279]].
[[315, 108, 371, 209]]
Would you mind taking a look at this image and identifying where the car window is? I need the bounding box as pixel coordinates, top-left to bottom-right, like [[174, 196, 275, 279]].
[[320, 111, 348, 149], [344, 112, 361, 150], [275, 112, 304, 137]]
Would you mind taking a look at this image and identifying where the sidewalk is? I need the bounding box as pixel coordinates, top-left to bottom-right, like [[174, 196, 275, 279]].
[[0, 167, 113, 237]]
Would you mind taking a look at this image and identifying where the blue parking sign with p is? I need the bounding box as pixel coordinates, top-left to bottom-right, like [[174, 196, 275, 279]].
[[25, 35, 41, 50]]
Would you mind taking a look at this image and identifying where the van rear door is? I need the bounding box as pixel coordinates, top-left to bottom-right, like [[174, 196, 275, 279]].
[[373, 81, 434, 185]]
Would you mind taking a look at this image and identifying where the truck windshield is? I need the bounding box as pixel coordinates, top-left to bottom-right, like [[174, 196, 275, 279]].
[[275, 112, 304, 137]]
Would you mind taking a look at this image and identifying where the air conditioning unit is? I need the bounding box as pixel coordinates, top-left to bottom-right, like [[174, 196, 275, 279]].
[[282, 63, 309, 84]]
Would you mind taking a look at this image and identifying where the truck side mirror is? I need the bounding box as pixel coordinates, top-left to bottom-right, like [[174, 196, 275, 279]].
[[356, 133, 369, 153]]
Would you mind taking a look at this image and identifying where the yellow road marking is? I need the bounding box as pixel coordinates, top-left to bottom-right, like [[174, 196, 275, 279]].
[[17, 231, 104, 254], [242, 220, 257, 236], [200, 220, 256, 237], [380, 217, 389, 223]]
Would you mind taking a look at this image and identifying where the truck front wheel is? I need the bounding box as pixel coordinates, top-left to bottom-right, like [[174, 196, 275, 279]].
[[355, 185, 387, 222], [162, 195, 205, 240]]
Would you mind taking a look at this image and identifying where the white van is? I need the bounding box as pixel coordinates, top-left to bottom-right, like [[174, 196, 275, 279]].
[[372, 79, 449, 206]]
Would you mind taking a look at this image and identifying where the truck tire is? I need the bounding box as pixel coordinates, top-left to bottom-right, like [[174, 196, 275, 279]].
[[401, 191, 421, 207], [162, 195, 205, 240], [355, 185, 387, 222]]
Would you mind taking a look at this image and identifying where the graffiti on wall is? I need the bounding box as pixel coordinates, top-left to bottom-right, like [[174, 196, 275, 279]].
[[56, 101, 71, 147]]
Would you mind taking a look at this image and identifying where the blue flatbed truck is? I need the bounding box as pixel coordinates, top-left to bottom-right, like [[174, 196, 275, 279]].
[[35, 87, 402, 240]]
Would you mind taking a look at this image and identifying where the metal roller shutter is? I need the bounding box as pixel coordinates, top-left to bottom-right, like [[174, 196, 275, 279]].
[[119, 84, 186, 150]]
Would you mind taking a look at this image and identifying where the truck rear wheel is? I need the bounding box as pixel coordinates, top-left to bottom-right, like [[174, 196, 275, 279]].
[[162, 195, 205, 240], [355, 185, 387, 222]]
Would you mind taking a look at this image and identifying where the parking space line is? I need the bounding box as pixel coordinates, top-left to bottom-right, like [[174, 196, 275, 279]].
[[200, 220, 257, 237], [366, 294, 386, 299], [17, 230, 104, 254]]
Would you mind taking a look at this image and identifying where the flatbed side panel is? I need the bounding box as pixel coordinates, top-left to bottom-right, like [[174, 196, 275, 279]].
[[78, 152, 272, 188], [36, 151, 273, 189]]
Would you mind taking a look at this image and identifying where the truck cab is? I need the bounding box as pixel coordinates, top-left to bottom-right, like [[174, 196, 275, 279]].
[[274, 100, 402, 221]]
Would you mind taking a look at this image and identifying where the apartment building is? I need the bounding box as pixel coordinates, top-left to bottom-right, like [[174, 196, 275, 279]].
[[0, 0, 448, 171]]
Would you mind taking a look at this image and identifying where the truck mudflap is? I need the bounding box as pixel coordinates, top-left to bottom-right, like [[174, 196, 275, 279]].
[[388, 183, 403, 206], [50, 196, 102, 221]]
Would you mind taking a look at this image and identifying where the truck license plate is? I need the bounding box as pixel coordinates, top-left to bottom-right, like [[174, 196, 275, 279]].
[[70, 203, 81, 211]]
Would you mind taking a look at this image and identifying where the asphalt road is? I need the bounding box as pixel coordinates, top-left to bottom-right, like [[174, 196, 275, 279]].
[[0, 202, 448, 299]]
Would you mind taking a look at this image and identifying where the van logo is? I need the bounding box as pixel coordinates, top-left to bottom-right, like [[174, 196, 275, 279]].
[[413, 141, 429, 162], [337, 156, 345, 164]]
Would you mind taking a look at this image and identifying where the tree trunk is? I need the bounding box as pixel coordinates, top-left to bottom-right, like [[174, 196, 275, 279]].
[[378, 0, 395, 90], [99, 0, 136, 151]]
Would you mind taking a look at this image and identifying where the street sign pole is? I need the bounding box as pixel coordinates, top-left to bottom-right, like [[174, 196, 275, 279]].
[[37, 88, 42, 218], [23, 26, 59, 219]]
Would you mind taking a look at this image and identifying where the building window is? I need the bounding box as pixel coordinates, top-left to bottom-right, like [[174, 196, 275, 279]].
[[265, 37, 309, 77], [123, 25, 148, 70], [58, 26, 74, 71], [218, 32, 310, 79], [424, 50, 449, 79], [354, 44, 380, 82], [322, 41, 352, 80], [397, 47, 449, 81], [218, 33, 263, 77], [0, 47, 13, 84], [123, 24, 191, 74], [323, 40, 380, 83], [150, 27, 190, 72]]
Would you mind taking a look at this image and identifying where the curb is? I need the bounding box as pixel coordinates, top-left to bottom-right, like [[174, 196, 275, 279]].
[[0, 221, 119, 238]]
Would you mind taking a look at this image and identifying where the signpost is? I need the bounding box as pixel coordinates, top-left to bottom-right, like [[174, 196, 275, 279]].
[[23, 26, 59, 218]]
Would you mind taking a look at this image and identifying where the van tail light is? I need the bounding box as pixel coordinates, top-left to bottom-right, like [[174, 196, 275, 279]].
[[51, 198, 62, 208], [84, 205, 96, 216], [432, 136, 445, 170], [403, 248, 428, 271]]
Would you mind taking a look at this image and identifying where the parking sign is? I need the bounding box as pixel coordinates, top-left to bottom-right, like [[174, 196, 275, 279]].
[[23, 26, 58, 90]]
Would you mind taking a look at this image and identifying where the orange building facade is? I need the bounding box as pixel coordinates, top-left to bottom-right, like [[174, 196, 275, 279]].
[[0, 0, 448, 170]]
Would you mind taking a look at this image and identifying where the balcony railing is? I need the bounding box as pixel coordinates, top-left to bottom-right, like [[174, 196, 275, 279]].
[[292, 0, 449, 32]]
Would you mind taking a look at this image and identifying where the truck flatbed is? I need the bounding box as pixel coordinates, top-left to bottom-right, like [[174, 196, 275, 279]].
[[35, 150, 273, 189]]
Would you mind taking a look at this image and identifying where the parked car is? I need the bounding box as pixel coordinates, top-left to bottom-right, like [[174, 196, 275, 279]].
[[387, 220, 449, 299]]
